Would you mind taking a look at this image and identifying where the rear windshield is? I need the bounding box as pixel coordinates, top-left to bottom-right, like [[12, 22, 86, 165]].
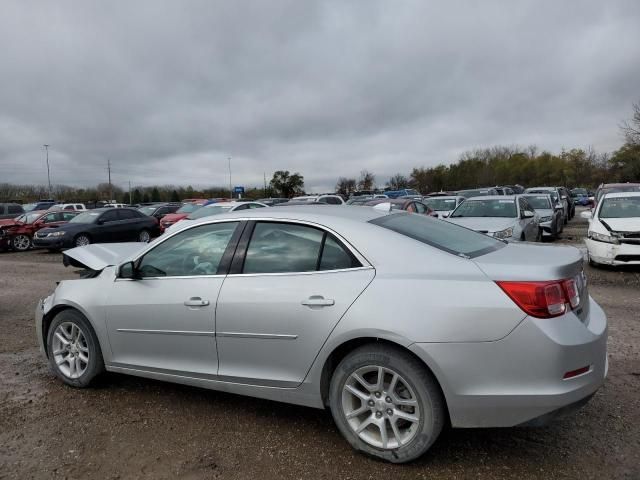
[[451, 199, 516, 218], [369, 213, 504, 258], [187, 205, 233, 219]]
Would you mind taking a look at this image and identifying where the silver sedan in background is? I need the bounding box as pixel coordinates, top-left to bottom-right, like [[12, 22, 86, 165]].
[[36, 206, 606, 463], [445, 195, 540, 241], [522, 193, 564, 240], [423, 195, 465, 218]]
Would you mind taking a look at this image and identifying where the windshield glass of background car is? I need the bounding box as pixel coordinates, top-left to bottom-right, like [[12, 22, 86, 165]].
[[523, 196, 551, 209], [370, 213, 504, 258], [599, 197, 640, 218], [137, 222, 239, 277], [425, 198, 457, 210], [176, 203, 201, 214], [451, 199, 516, 218], [23, 212, 43, 223], [187, 205, 233, 219], [69, 212, 100, 223]]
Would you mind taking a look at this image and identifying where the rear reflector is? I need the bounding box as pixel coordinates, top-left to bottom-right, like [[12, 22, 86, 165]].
[[563, 366, 590, 379], [496, 278, 582, 319]]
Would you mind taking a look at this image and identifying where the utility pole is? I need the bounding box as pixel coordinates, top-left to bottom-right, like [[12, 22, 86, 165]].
[[228, 156, 232, 199], [43, 144, 51, 199], [107, 158, 113, 202], [128, 180, 132, 205], [263, 172, 267, 197]]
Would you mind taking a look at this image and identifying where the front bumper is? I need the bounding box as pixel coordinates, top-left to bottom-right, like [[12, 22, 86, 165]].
[[410, 296, 607, 428], [585, 238, 640, 265], [33, 235, 73, 249]]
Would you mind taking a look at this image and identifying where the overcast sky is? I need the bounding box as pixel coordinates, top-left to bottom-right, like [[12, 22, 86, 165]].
[[1, 1, 639, 193]]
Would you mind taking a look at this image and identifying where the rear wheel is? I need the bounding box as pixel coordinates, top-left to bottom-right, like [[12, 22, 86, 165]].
[[12, 234, 32, 251], [137, 229, 150, 243], [329, 344, 445, 463], [74, 234, 91, 247], [46, 309, 104, 387]]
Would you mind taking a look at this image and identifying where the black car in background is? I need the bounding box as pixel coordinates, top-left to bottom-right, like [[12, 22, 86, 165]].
[[137, 202, 182, 220], [33, 207, 160, 250]]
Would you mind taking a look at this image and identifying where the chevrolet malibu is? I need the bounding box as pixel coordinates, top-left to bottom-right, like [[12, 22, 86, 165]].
[[36, 206, 607, 463]]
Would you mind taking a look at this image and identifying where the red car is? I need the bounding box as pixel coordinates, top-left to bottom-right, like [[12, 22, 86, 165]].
[[0, 210, 79, 251], [159, 203, 205, 231], [363, 198, 436, 216]]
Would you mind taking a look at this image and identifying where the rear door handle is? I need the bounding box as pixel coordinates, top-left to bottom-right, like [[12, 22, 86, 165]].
[[301, 296, 335, 308], [184, 297, 210, 307]]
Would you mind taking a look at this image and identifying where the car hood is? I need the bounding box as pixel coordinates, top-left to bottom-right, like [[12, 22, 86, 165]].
[[446, 217, 516, 232], [62, 243, 147, 271], [600, 217, 640, 233]]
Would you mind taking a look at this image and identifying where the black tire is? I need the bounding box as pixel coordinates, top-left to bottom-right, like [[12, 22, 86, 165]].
[[11, 234, 32, 251], [329, 344, 445, 463], [137, 229, 151, 242], [74, 233, 91, 247], [46, 309, 104, 388]]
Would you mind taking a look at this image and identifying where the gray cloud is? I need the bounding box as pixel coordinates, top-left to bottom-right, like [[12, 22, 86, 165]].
[[1, 0, 639, 192]]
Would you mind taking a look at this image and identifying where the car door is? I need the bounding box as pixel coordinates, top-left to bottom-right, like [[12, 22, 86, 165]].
[[215, 220, 375, 387], [92, 209, 122, 242], [519, 198, 538, 240], [104, 221, 241, 374], [117, 209, 145, 241]]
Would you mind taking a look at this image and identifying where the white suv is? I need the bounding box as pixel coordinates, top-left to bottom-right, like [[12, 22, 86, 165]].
[[49, 203, 87, 211]]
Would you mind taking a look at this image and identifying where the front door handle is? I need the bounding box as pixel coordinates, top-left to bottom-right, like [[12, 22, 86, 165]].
[[301, 296, 335, 308], [184, 297, 210, 307]]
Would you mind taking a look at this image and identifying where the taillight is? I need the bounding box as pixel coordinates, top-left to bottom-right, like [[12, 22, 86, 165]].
[[496, 278, 581, 319]]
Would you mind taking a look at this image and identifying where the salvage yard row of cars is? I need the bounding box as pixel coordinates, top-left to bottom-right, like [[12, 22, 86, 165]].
[[0, 180, 634, 463]]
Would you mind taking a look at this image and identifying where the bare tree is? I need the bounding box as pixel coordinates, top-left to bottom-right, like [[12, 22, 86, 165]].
[[620, 101, 640, 145], [386, 173, 409, 190], [335, 177, 356, 195], [357, 170, 375, 191]]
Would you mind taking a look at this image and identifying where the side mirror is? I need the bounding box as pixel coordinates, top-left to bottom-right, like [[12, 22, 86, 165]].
[[580, 211, 593, 220], [118, 261, 138, 279], [523, 211, 534, 218], [561, 195, 568, 200], [555, 203, 563, 210]]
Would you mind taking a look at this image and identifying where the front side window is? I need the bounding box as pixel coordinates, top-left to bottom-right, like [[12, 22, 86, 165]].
[[69, 211, 101, 223], [8, 205, 22, 214], [137, 222, 239, 277], [242, 222, 359, 274], [118, 209, 139, 220], [42, 213, 59, 223], [100, 210, 120, 223]]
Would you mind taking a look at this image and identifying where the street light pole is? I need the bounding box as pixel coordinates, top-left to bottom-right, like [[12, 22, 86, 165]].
[[43, 144, 51, 199], [228, 156, 232, 199]]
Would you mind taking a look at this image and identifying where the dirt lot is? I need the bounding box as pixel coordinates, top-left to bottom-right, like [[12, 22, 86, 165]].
[[1, 209, 638, 479]]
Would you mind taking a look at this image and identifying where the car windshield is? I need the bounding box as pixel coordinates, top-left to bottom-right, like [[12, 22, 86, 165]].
[[370, 213, 504, 258], [187, 205, 233, 219], [176, 203, 202, 214], [451, 199, 516, 218], [599, 197, 640, 219], [69, 211, 100, 223], [424, 198, 458, 210], [22, 203, 37, 212], [523, 195, 551, 209], [599, 186, 640, 201], [528, 190, 559, 203], [138, 206, 158, 215]]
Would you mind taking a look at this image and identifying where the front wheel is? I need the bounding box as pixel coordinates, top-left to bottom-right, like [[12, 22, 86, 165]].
[[329, 344, 445, 463], [46, 309, 104, 387], [137, 229, 150, 243], [74, 234, 91, 247], [12, 234, 32, 251]]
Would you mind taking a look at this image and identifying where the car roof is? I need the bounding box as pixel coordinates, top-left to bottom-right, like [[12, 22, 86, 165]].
[[423, 195, 461, 200], [600, 183, 640, 188], [602, 192, 640, 199], [462, 195, 517, 201]]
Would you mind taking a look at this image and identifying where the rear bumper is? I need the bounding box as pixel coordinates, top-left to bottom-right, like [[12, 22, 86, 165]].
[[585, 238, 640, 265], [410, 296, 607, 428]]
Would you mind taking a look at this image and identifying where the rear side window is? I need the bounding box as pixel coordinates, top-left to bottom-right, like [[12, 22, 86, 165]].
[[118, 209, 140, 220], [8, 205, 23, 214], [370, 213, 504, 258], [242, 222, 360, 274]]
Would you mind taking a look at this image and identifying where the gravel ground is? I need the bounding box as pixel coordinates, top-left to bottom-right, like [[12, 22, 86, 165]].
[[0, 209, 638, 479]]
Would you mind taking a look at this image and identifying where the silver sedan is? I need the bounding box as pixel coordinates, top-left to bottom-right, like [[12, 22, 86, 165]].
[[36, 206, 607, 463], [445, 195, 540, 241]]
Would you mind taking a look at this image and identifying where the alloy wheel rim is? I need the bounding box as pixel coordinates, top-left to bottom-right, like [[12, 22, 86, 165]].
[[76, 236, 90, 246], [138, 230, 150, 242], [342, 366, 421, 450], [52, 322, 89, 379], [14, 235, 31, 250]]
